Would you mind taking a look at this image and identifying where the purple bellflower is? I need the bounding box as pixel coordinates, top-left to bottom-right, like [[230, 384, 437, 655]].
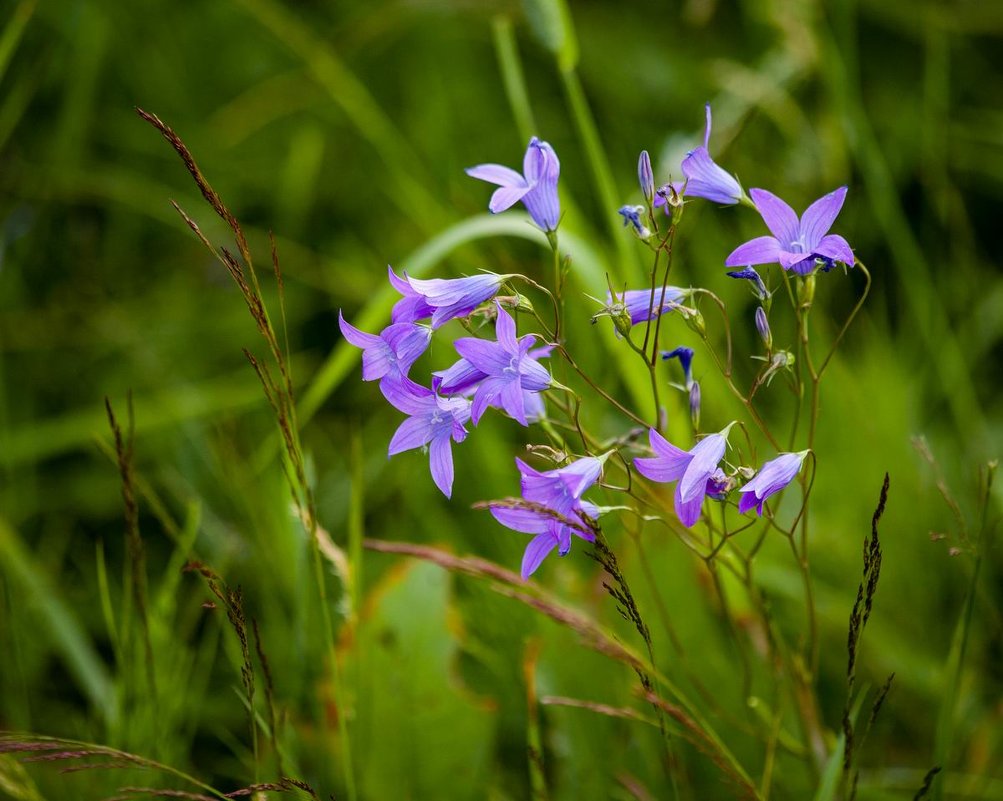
[[438, 303, 551, 426], [634, 424, 734, 527], [607, 287, 688, 326], [656, 104, 743, 209], [382, 377, 472, 499], [738, 451, 809, 516], [489, 455, 606, 579], [405, 272, 510, 328], [467, 137, 561, 232], [338, 312, 432, 396], [726, 187, 854, 275], [661, 346, 695, 390], [387, 266, 435, 324]]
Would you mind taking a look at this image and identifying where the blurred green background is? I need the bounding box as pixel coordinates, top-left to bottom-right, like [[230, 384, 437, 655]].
[[1, 0, 1001, 799]]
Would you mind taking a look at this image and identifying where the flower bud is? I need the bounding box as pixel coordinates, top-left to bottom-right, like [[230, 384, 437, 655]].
[[618, 205, 651, 241], [689, 381, 701, 429], [638, 150, 654, 203], [755, 306, 772, 350], [681, 307, 706, 338]]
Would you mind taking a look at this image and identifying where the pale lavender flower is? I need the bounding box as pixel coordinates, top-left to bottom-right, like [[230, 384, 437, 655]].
[[726, 187, 854, 275], [382, 377, 472, 498], [338, 312, 432, 395], [634, 425, 733, 527], [738, 451, 809, 515], [467, 137, 561, 232], [726, 267, 769, 301], [406, 272, 509, 328], [638, 150, 654, 202], [655, 104, 743, 209], [443, 303, 551, 426], [488, 455, 605, 579], [607, 287, 688, 326]]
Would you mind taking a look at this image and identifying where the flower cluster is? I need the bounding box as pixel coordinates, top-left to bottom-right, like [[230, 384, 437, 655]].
[[342, 111, 853, 579]]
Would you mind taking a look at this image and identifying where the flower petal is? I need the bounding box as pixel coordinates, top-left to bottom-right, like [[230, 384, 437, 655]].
[[428, 435, 454, 497], [749, 188, 800, 246], [465, 163, 526, 187], [338, 311, 381, 349], [435, 357, 486, 395], [680, 148, 743, 205], [674, 482, 705, 527], [648, 429, 693, 471], [499, 377, 527, 425], [380, 375, 435, 415], [800, 186, 847, 251], [454, 337, 510, 375], [521, 532, 558, 580], [724, 236, 783, 267], [518, 358, 552, 392], [388, 415, 432, 455], [815, 234, 854, 266], [679, 432, 727, 502], [490, 505, 551, 534], [489, 184, 532, 214], [494, 303, 519, 352], [471, 376, 506, 424]]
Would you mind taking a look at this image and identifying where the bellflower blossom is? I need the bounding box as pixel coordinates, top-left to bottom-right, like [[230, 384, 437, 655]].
[[387, 266, 435, 324], [467, 137, 561, 232], [405, 272, 510, 328], [607, 287, 688, 326], [655, 104, 743, 209], [661, 346, 694, 390], [338, 312, 432, 395], [726, 267, 769, 301], [725, 187, 854, 275], [738, 451, 809, 515], [382, 377, 472, 498], [489, 455, 605, 579], [634, 424, 734, 527], [437, 303, 551, 426]]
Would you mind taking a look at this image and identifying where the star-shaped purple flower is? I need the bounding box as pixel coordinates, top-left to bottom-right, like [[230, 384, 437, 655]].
[[382, 377, 472, 498], [437, 303, 551, 426], [738, 451, 809, 515], [634, 425, 733, 527], [466, 137, 561, 232], [338, 311, 432, 398], [725, 187, 854, 275], [488, 455, 605, 579]]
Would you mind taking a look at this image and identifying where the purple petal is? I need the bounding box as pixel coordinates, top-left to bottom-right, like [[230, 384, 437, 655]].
[[724, 236, 783, 268], [815, 234, 854, 266], [702, 103, 713, 149], [382, 323, 432, 373], [471, 376, 506, 424], [523, 390, 546, 422], [743, 452, 806, 497], [799, 186, 847, 251], [737, 490, 761, 515], [559, 457, 604, 499], [490, 505, 551, 534], [749, 188, 800, 246], [499, 378, 527, 425], [435, 358, 486, 395], [360, 345, 392, 381], [679, 433, 727, 503], [521, 532, 558, 580], [518, 358, 552, 392], [428, 436, 454, 497], [674, 482, 705, 527], [454, 337, 510, 375], [388, 416, 432, 455], [465, 163, 526, 187], [338, 311, 381, 349], [494, 303, 519, 353], [787, 257, 816, 275], [489, 184, 532, 214], [387, 265, 413, 296], [381, 376, 435, 415], [680, 148, 743, 205], [648, 429, 692, 473]]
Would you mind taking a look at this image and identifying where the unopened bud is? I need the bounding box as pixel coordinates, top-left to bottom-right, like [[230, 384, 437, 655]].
[[638, 150, 654, 203], [497, 293, 535, 314], [681, 307, 706, 338], [755, 306, 772, 350], [689, 381, 701, 429]]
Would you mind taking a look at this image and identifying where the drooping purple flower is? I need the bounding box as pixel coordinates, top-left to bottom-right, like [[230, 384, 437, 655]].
[[338, 312, 432, 396], [634, 425, 733, 527], [725, 187, 854, 275], [439, 303, 551, 426], [488, 455, 605, 579], [638, 150, 654, 202], [726, 267, 769, 301], [661, 346, 694, 390], [382, 377, 472, 498], [387, 265, 435, 324], [738, 451, 809, 516], [406, 272, 509, 328], [655, 104, 743, 209], [467, 137, 561, 232], [607, 287, 688, 326]]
